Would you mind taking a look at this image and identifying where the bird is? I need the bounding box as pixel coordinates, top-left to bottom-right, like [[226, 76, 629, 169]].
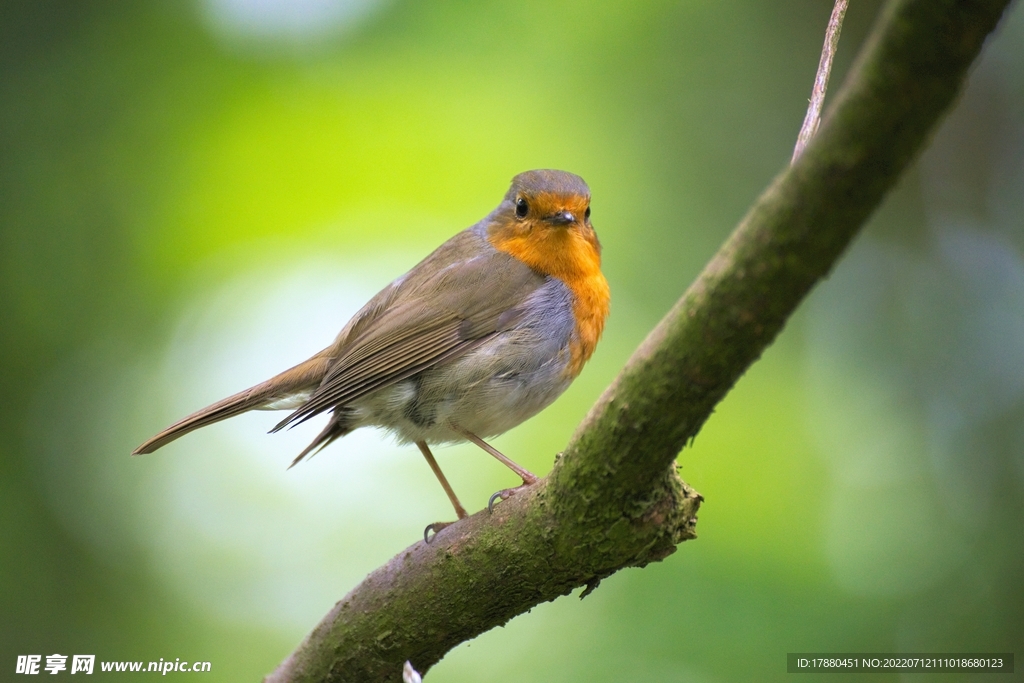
[[133, 169, 610, 537]]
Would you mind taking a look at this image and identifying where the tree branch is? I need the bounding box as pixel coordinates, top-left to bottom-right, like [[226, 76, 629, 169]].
[[266, 0, 1014, 681]]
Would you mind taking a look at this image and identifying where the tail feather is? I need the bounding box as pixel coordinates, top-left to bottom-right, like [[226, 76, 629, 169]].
[[287, 410, 353, 468], [132, 352, 332, 455]]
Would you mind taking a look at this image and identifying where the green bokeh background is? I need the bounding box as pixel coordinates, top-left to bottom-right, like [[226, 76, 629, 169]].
[[2, 1, 1023, 680]]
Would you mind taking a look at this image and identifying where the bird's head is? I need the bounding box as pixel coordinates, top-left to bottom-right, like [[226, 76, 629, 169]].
[[486, 170, 601, 278]]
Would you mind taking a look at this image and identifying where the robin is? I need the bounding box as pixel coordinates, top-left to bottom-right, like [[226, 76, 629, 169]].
[[134, 169, 610, 537]]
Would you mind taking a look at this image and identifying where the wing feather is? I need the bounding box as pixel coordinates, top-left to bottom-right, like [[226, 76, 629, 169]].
[[274, 231, 545, 431]]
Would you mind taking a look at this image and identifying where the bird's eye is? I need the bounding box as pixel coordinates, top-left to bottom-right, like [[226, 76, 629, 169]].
[[584, 206, 591, 220], [515, 197, 528, 219]]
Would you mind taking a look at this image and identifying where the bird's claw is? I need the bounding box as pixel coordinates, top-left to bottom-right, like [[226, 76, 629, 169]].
[[423, 521, 453, 543], [487, 481, 534, 513]]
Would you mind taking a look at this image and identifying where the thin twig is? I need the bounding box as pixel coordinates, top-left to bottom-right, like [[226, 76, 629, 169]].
[[792, 0, 849, 162]]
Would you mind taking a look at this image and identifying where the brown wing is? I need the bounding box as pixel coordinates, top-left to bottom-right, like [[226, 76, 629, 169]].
[[273, 229, 545, 432]]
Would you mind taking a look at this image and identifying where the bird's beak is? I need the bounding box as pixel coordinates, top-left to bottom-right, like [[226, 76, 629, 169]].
[[549, 211, 575, 226]]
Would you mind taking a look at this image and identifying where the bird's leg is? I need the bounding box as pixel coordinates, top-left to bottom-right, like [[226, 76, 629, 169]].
[[448, 423, 538, 512], [418, 441, 467, 543]]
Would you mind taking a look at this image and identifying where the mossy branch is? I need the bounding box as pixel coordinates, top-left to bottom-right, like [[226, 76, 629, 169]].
[[266, 1, 1013, 681]]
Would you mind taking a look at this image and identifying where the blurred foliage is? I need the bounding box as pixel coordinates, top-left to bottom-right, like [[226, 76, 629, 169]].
[[2, 1, 1022, 681]]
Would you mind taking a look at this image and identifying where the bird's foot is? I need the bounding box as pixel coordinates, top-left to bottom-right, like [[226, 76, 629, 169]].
[[487, 479, 536, 513], [423, 521, 455, 544]]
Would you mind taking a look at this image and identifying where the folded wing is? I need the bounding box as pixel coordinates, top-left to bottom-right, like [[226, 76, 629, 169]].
[[274, 231, 546, 433]]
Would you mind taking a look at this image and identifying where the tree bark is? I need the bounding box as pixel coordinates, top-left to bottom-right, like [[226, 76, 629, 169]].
[[266, 0, 1015, 681]]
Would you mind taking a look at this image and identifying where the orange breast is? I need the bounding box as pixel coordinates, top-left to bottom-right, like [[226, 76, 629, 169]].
[[489, 224, 610, 377]]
